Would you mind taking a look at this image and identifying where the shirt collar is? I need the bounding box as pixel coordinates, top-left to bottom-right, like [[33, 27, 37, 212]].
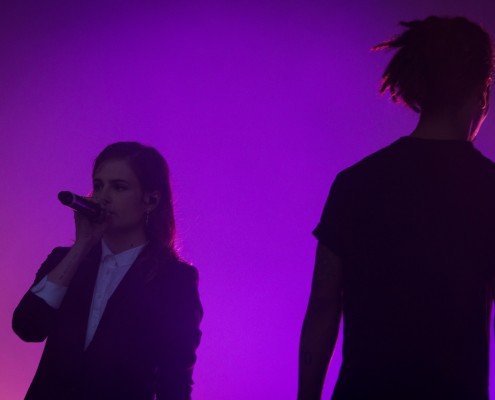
[[101, 239, 147, 269]]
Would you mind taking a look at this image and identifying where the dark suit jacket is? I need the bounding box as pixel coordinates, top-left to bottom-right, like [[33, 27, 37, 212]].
[[13, 243, 202, 400]]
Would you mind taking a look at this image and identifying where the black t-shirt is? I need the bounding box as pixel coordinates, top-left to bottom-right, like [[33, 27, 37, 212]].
[[314, 137, 495, 400]]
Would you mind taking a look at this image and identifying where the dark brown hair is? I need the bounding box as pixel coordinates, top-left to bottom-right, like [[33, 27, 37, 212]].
[[374, 16, 494, 113], [93, 142, 177, 258]]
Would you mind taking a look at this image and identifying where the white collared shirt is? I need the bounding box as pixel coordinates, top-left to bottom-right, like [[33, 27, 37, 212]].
[[31, 240, 146, 349]]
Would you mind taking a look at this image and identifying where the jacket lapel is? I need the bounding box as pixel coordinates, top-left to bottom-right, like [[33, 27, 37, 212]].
[[86, 245, 158, 348], [60, 244, 102, 353]]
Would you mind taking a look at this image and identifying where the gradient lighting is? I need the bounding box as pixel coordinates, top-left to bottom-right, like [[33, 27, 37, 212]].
[[1, 2, 495, 399]]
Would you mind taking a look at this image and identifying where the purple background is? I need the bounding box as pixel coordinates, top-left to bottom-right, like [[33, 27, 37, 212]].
[[1, 1, 495, 399]]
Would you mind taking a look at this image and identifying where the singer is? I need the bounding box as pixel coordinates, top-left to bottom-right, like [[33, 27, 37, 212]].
[[13, 142, 202, 400]]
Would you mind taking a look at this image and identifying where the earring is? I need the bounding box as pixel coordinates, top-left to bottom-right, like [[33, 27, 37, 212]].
[[145, 209, 150, 226]]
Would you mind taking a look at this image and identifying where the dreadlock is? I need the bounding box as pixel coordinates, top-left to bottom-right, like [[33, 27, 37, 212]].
[[374, 16, 493, 113]]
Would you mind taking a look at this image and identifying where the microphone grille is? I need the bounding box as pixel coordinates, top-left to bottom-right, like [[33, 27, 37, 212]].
[[58, 191, 74, 205]]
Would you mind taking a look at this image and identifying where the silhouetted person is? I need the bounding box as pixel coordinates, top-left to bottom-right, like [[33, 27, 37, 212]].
[[298, 16, 494, 400], [13, 142, 202, 399]]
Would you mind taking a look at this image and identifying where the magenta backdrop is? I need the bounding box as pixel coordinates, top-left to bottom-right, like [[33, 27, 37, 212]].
[[1, 1, 495, 399]]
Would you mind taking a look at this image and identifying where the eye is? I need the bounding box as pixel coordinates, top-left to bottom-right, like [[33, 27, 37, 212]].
[[114, 183, 128, 191], [93, 183, 102, 192]]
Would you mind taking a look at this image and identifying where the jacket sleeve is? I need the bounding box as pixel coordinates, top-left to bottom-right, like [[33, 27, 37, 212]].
[[155, 264, 203, 400], [12, 247, 70, 342]]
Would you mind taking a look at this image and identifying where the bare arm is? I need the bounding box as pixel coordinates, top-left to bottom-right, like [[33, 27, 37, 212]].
[[298, 242, 343, 400]]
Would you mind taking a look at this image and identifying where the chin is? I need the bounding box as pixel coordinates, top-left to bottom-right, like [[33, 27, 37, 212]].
[[106, 222, 144, 235]]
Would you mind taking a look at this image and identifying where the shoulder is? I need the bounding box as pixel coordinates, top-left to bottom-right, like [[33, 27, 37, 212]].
[[471, 146, 495, 172], [168, 259, 199, 284], [338, 140, 402, 181], [149, 258, 202, 315], [329, 147, 393, 196], [150, 252, 200, 287]]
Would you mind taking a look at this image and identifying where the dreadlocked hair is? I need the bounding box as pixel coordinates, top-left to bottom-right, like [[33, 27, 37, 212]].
[[373, 16, 494, 113]]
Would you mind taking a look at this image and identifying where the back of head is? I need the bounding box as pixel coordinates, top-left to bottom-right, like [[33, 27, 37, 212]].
[[374, 16, 494, 113]]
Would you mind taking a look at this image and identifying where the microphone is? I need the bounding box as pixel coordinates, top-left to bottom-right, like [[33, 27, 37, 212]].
[[57, 191, 105, 222]]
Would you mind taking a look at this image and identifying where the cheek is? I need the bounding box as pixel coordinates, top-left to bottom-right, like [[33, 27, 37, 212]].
[[124, 202, 145, 217], [115, 196, 146, 219]]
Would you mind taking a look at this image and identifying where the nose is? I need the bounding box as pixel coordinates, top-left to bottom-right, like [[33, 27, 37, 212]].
[[93, 185, 111, 206], [100, 189, 111, 206]]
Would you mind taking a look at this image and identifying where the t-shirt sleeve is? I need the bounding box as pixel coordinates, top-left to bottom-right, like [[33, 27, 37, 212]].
[[313, 173, 350, 257]]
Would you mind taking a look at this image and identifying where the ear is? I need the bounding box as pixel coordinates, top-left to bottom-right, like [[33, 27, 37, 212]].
[[144, 191, 161, 212]]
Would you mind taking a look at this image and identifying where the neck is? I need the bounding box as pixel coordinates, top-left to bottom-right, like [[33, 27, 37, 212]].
[[103, 228, 147, 254], [410, 109, 475, 142]]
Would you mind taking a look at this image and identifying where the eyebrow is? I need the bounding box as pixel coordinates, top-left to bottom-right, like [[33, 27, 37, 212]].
[[93, 179, 130, 184]]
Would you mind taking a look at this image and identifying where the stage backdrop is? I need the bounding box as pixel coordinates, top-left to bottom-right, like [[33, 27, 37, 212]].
[[1, 1, 494, 399]]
